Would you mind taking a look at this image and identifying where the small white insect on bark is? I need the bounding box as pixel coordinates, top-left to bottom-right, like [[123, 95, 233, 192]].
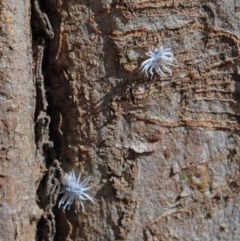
[[140, 44, 177, 78], [58, 170, 95, 212]]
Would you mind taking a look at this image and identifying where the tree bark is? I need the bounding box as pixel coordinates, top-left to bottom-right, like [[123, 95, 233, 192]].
[[0, 0, 40, 240], [1, 0, 240, 240]]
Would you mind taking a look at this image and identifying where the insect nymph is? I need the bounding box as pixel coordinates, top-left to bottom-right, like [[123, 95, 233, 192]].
[[58, 170, 95, 212], [140, 45, 177, 78]]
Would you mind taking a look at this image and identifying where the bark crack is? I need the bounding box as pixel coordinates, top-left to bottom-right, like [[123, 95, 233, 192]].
[[31, 0, 62, 240]]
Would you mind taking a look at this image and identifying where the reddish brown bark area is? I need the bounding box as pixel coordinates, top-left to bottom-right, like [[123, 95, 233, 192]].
[[0, 0, 40, 240]]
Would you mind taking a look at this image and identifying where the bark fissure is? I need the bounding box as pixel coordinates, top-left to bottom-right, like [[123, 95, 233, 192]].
[[31, 0, 63, 240]]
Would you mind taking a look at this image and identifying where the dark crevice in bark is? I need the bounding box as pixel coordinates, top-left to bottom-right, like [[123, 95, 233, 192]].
[[31, 0, 66, 240], [43, 1, 80, 167], [32, 0, 90, 240]]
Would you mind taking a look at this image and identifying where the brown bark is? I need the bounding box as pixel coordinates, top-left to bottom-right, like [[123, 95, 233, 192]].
[[1, 0, 240, 240], [0, 0, 40, 240]]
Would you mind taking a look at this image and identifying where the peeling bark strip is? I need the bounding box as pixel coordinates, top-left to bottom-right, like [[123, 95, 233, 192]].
[[0, 0, 39, 240]]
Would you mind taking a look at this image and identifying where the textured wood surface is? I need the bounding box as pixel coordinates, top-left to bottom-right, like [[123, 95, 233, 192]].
[[1, 0, 240, 240], [39, 1, 240, 240], [0, 0, 40, 240]]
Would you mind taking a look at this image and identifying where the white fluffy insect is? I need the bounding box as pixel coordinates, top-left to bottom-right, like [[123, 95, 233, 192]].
[[140, 45, 177, 78], [58, 170, 95, 212]]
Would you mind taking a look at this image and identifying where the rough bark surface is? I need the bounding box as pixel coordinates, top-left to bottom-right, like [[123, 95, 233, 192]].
[[0, 0, 40, 240], [1, 0, 240, 240]]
